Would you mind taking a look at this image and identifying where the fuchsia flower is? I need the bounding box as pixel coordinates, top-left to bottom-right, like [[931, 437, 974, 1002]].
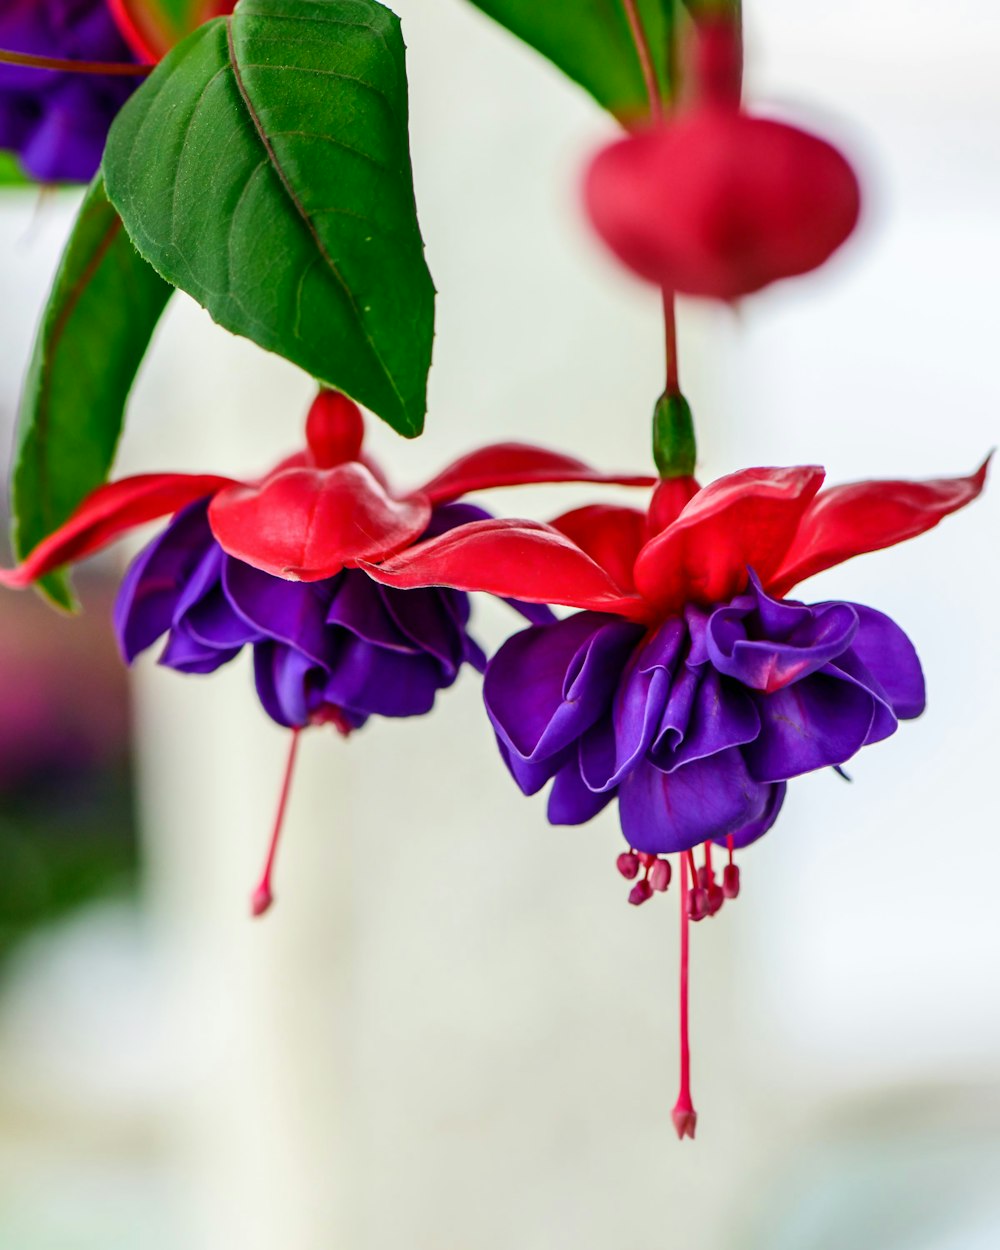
[[365, 456, 988, 1136], [1, 391, 651, 914], [584, 17, 861, 299]]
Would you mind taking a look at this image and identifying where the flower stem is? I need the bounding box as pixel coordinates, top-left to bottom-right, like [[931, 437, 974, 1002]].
[[621, 3, 684, 413], [0, 47, 149, 76], [621, 0, 664, 122]]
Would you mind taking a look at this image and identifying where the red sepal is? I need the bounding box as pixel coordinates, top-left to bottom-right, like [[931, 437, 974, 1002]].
[[633, 466, 825, 614], [208, 463, 432, 581], [0, 473, 235, 589], [770, 457, 991, 596], [419, 443, 654, 506], [550, 505, 648, 593], [364, 518, 648, 619]]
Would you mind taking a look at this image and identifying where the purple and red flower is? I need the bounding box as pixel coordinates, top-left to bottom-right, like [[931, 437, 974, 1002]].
[[365, 455, 987, 1135], [2, 389, 652, 912]]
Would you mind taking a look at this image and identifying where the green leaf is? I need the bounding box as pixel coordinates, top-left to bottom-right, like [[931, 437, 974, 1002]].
[[103, 0, 434, 438], [463, 0, 676, 121], [11, 175, 172, 608], [0, 151, 30, 187]]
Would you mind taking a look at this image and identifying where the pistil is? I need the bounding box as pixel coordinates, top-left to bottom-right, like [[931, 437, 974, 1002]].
[[250, 728, 301, 917], [672, 851, 697, 1140]]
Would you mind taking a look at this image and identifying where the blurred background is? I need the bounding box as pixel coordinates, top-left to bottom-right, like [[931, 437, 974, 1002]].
[[1, 0, 998, 1246]]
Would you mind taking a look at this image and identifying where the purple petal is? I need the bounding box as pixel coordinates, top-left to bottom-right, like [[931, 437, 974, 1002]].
[[708, 600, 858, 693], [618, 750, 773, 854], [713, 782, 787, 849], [113, 500, 214, 664], [324, 637, 449, 718], [744, 672, 877, 782], [654, 670, 761, 772], [496, 736, 569, 797], [842, 603, 925, 720], [484, 613, 642, 765], [381, 585, 465, 675], [327, 572, 413, 650], [253, 644, 319, 728], [707, 573, 858, 693], [223, 558, 334, 665], [547, 754, 615, 825], [158, 622, 240, 675]]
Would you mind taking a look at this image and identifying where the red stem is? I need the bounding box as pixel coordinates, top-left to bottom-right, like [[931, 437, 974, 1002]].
[[663, 288, 680, 396], [0, 47, 149, 76], [727, 833, 735, 868], [251, 728, 301, 918], [621, 0, 664, 122], [621, 3, 682, 403]]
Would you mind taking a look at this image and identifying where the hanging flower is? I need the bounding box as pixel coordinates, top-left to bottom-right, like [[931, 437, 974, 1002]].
[[364, 457, 988, 1135], [0, 0, 140, 182], [583, 16, 861, 299], [2, 389, 652, 913]]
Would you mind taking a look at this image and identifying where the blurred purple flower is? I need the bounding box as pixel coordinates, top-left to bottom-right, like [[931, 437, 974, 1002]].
[[0, 0, 138, 182]]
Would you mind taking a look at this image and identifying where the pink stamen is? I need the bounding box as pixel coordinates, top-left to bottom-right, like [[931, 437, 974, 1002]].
[[617, 850, 641, 880], [727, 833, 735, 867], [672, 851, 697, 1140], [250, 729, 301, 918]]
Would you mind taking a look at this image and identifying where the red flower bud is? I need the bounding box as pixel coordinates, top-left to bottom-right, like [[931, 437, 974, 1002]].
[[584, 110, 861, 299]]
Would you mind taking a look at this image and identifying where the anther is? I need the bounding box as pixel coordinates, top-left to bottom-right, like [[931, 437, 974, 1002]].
[[617, 851, 641, 880], [688, 887, 709, 922], [628, 879, 654, 906], [722, 863, 741, 899], [706, 882, 725, 916], [649, 858, 672, 892]]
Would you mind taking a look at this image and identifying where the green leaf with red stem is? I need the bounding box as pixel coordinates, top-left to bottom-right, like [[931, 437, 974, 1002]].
[[103, 0, 434, 439], [463, 0, 676, 122], [10, 175, 172, 608]]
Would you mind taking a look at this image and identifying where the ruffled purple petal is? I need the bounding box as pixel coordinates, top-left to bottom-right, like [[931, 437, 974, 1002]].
[[619, 750, 773, 854], [744, 672, 877, 782], [708, 595, 858, 693], [548, 753, 616, 825], [253, 643, 319, 728], [324, 635, 451, 718], [841, 603, 926, 720], [484, 614, 643, 765], [653, 670, 761, 773], [113, 500, 215, 664], [223, 558, 334, 665]]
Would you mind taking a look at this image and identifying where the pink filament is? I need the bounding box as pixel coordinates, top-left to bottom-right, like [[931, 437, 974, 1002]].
[[672, 851, 698, 1140], [250, 729, 301, 918]]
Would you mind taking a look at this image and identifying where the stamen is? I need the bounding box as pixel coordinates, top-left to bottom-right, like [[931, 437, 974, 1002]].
[[628, 878, 654, 906], [617, 851, 641, 880], [672, 851, 698, 1140], [723, 834, 740, 898], [649, 859, 672, 892], [250, 729, 301, 918]]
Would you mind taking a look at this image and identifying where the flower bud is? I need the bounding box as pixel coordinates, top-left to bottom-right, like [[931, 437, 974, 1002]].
[[584, 110, 860, 300]]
